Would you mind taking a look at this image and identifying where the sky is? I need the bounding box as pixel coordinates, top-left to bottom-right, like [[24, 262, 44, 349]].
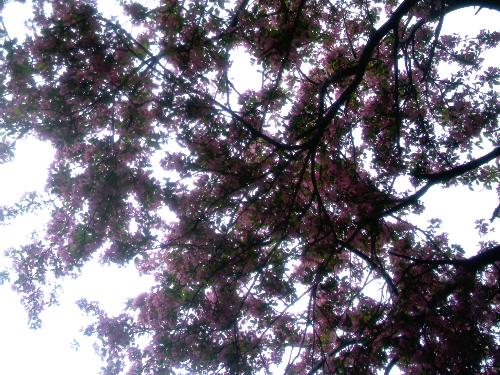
[[0, 2, 498, 374]]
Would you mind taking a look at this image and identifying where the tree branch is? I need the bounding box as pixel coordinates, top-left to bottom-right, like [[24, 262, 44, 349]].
[[389, 243, 500, 271], [306, 339, 359, 375], [413, 146, 500, 183], [382, 147, 500, 218]]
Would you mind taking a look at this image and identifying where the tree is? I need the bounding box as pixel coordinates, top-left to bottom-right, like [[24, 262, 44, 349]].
[[0, 0, 499, 373]]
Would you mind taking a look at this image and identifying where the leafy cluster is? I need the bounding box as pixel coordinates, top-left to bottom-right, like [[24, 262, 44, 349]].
[[0, 0, 499, 374]]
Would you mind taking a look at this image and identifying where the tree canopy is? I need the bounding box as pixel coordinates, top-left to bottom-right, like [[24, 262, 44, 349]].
[[0, 0, 499, 373]]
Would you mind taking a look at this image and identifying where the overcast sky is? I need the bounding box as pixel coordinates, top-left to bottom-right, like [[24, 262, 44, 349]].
[[0, 2, 498, 374]]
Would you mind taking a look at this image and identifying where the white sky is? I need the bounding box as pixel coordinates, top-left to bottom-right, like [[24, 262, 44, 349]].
[[0, 2, 498, 375]]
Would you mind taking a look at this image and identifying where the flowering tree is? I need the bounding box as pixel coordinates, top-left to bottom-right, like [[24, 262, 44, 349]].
[[1, 0, 499, 373]]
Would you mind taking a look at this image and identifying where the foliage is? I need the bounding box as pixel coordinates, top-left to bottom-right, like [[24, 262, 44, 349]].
[[1, 0, 499, 374]]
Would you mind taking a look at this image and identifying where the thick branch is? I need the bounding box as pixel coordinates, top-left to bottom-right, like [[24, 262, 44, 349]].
[[414, 146, 500, 183], [228, 0, 250, 28], [390, 244, 500, 271], [307, 0, 499, 150], [315, 0, 420, 134], [384, 147, 500, 218]]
